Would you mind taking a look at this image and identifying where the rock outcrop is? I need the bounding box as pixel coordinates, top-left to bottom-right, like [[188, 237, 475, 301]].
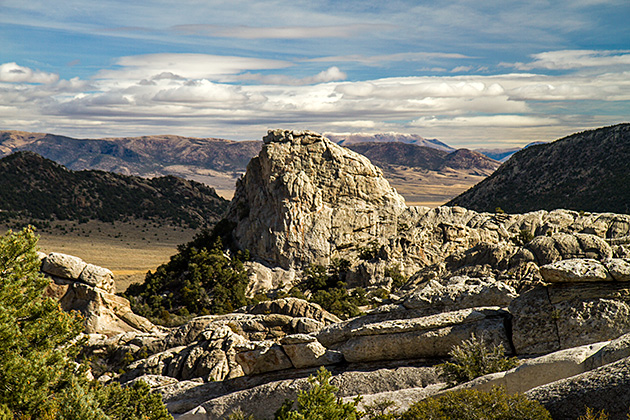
[[226, 129, 406, 270], [41, 252, 157, 336]]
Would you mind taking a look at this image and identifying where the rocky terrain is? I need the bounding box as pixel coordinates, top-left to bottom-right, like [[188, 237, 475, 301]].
[[0, 151, 229, 229], [36, 128, 630, 419], [449, 123, 630, 213]]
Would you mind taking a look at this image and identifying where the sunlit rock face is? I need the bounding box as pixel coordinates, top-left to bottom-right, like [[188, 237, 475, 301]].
[[226, 129, 407, 270]]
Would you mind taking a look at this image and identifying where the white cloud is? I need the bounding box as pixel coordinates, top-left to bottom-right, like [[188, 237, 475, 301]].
[[96, 53, 293, 85], [508, 50, 630, 71], [307, 52, 474, 66], [171, 23, 381, 39], [235, 66, 347, 86], [0, 62, 58, 84]]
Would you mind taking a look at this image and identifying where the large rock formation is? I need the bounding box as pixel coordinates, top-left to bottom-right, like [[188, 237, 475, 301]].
[[226, 129, 406, 270]]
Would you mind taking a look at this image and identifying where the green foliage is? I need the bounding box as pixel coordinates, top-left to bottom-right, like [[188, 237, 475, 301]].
[[512, 229, 535, 246], [384, 265, 407, 290], [401, 387, 551, 420], [358, 242, 380, 261], [0, 227, 172, 419], [274, 367, 362, 420], [124, 225, 250, 325], [226, 409, 256, 420], [437, 334, 520, 386], [94, 381, 172, 420], [293, 261, 366, 320], [577, 407, 609, 420]]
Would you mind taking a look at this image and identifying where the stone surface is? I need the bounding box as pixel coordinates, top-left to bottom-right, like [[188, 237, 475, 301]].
[[280, 335, 343, 368], [238, 297, 340, 325], [540, 258, 612, 283], [169, 366, 440, 419], [605, 258, 630, 281], [403, 276, 517, 313], [226, 129, 406, 270], [49, 280, 156, 336], [235, 341, 293, 375], [527, 356, 630, 420], [41, 252, 87, 280], [585, 332, 630, 370], [510, 283, 630, 354], [79, 263, 116, 293]]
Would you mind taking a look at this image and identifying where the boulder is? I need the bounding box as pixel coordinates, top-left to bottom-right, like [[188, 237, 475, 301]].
[[50, 280, 156, 336], [403, 276, 517, 313], [226, 129, 406, 270], [540, 259, 612, 283], [79, 263, 115, 293], [585, 332, 630, 370], [605, 258, 630, 281], [238, 297, 341, 325], [318, 307, 511, 363], [235, 341, 293, 375], [41, 252, 87, 280], [510, 283, 630, 354], [280, 334, 343, 368], [526, 356, 630, 420]]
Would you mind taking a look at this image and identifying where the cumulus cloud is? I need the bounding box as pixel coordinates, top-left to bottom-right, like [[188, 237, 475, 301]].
[[0, 62, 58, 84]]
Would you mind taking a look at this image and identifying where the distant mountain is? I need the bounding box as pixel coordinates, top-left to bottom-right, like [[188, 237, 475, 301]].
[[476, 141, 548, 162], [343, 142, 500, 205], [325, 132, 455, 152], [0, 151, 229, 228], [448, 124, 630, 213], [345, 142, 498, 173], [0, 131, 262, 196]]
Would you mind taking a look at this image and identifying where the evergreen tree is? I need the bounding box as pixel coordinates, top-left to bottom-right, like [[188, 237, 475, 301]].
[[0, 227, 172, 419]]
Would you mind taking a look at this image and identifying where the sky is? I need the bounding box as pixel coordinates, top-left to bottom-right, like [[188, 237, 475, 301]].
[[0, 0, 629, 148]]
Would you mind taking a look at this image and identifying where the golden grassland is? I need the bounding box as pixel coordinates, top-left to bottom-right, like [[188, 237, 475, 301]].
[[2, 220, 198, 292]]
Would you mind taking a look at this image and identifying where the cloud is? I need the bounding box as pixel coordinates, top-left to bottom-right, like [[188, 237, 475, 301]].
[[171, 23, 381, 39], [0, 62, 58, 84], [96, 53, 293, 84], [235, 66, 347, 86], [508, 50, 630, 71], [307, 52, 474, 66]]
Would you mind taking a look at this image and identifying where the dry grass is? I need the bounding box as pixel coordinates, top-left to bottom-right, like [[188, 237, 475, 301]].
[[2, 220, 197, 292]]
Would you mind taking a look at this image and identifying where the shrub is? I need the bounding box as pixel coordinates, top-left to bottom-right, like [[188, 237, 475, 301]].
[[274, 367, 362, 420], [362, 399, 398, 420], [438, 333, 520, 386], [577, 407, 609, 420], [401, 387, 551, 420], [294, 262, 366, 319], [124, 225, 250, 324]]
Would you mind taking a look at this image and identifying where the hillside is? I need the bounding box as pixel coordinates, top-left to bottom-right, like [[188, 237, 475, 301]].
[[0, 131, 262, 198], [325, 132, 454, 151], [345, 142, 500, 205], [0, 151, 229, 228], [448, 123, 630, 213]]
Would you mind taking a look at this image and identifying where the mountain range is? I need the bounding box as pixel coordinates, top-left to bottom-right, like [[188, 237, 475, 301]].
[[0, 130, 500, 206], [449, 123, 630, 214], [0, 151, 229, 228]]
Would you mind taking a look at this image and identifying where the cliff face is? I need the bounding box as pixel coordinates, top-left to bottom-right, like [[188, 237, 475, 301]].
[[226, 129, 407, 269]]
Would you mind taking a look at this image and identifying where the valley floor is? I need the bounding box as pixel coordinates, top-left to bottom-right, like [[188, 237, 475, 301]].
[[1, 220, 197, 291]]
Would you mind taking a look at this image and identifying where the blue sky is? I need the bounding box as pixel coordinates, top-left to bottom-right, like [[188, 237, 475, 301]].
[[0, 0, 629, 148]]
